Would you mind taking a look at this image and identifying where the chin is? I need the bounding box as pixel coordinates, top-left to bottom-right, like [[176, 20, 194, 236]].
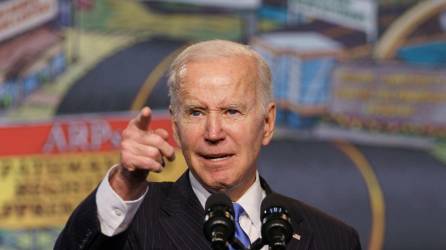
[[203, 172, 238, 191], [190, 159, 245, 190]]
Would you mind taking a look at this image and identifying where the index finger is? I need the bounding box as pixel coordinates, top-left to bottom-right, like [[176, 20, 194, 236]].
[[134, 107, 152, 131]]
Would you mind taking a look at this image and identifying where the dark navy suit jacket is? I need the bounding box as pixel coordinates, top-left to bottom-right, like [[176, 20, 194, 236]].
[[55, 171, 361, 250]]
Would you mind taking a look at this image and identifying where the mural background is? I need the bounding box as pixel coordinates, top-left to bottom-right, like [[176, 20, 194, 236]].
[[0, 0, 445, 249]]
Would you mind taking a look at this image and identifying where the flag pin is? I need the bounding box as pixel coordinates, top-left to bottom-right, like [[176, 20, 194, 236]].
[[292, 233, 301, 240]]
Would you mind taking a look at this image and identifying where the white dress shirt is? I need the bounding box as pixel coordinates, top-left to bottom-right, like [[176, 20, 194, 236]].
[[96, 166, 148, 235], [96, 166, 267, 249], [189, 171, 266, 245]]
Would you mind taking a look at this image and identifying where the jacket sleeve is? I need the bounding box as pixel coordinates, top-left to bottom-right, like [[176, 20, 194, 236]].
[[54, 190, 129, 250]]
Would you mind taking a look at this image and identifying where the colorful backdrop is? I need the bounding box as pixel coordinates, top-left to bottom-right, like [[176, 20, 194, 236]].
[[0, 0, 445, 249]]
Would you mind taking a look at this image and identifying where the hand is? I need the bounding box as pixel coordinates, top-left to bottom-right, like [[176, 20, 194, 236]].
[[111, 107, 176, 200]]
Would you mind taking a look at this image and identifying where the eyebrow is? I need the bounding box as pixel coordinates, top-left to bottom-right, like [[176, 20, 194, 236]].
[[182, 103, 248, 111], [226, 104, 247, 110], [183, 104, 205, 110]]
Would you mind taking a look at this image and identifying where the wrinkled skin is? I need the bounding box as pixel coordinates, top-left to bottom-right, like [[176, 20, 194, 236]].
[[171, 55, 276, 200], [113, 54, 275, 202]]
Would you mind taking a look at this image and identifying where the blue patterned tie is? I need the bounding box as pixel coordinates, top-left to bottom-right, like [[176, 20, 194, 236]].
[[231, 203, 251, 249]]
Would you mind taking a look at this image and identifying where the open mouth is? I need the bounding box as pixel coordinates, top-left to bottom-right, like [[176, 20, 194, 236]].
[[198, 153, 234, 161]]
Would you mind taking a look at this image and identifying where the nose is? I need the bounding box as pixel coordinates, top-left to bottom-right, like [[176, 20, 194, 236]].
[[204, 112, 225, 144]]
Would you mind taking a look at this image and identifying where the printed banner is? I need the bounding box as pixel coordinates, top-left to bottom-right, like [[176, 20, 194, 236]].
[[0, 151, 119, 229], [0, 112, 186, 229]]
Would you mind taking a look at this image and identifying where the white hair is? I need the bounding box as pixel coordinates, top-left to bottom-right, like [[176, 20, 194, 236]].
[[167, 40, 272, 114]]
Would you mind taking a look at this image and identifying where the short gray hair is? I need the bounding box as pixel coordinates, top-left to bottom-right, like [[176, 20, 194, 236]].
[[167, 40, 272, 114]]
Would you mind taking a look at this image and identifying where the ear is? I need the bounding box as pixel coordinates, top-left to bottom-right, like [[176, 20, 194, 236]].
[[262, 102, 276, 146], [169, 106, 181, 147]]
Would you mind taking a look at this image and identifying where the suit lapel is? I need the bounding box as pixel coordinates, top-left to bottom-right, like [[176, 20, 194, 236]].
[[260, 177, 313, 250], [159, 172, 210, 250], [158, 174, 313, 250], [286, 210, 313, 250]]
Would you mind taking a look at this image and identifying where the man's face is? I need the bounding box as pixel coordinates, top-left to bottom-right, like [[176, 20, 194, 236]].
[[171, 55, 275, 198]]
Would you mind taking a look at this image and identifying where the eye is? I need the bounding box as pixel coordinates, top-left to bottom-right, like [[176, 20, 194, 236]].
[[190, 109, 203, 117], [226, 109, 240, 115]]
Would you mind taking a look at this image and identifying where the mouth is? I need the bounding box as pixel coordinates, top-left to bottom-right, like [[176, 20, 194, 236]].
[[198, 153, 235, 161]]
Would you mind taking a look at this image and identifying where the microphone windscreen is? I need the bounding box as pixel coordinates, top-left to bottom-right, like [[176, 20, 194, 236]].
[[205, 192, 233, 212], [260, 193, 293, 248], [261, 193, 286, 214]]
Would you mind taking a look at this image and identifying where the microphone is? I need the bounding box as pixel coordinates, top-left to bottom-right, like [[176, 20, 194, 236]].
[[260, 194, 293, 250], [204, 192, 235, 250]]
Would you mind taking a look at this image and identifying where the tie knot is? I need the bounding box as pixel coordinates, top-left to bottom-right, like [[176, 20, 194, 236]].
[[233, 203, 245, 222]]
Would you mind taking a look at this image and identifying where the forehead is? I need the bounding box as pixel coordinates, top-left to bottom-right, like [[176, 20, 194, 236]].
[[181, 55, 257, 90]]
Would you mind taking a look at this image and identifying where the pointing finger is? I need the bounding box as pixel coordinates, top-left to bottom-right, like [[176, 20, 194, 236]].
[[134, 107, 151, 131]]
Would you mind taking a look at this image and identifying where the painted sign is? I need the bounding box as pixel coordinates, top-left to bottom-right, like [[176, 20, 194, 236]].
[[0, 112, 185, 229], [329, 63, 446, 136], [0, 0, 58, 42], [144, 0, 260, 9], [288, 0, 377, 40]]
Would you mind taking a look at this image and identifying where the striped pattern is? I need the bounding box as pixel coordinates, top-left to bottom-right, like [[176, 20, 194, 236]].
[[54, 172, 361, 250]]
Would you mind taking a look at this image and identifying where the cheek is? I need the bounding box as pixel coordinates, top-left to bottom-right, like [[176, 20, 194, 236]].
[[244, 119, 265, 142], [232, 123, 264, 151], [177, 124, 203, 149], [246, 124, 265, 154]]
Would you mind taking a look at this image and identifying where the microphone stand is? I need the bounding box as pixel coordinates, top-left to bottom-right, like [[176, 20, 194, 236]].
[[250, 238, 266, 250], [227, 238, 266, 250], [229, 238, 248, 250]]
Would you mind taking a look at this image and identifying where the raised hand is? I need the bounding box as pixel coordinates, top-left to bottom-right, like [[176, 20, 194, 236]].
[[111, 107, 176, 200]]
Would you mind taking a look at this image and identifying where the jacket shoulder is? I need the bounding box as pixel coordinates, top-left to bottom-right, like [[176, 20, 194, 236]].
[[274, 193, 361, 250]]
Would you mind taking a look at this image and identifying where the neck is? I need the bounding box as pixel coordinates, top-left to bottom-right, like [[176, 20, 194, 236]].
[[200, 171, 257, 202], [225, 173, 256, 201]]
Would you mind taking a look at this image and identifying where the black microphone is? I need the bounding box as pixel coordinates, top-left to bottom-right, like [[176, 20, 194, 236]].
[[204, 192, 235, 250], [260, 194, 293, 250]]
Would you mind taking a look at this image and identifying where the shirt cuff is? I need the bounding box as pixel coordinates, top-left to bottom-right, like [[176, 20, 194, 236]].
[[96, 165, 148, 236]]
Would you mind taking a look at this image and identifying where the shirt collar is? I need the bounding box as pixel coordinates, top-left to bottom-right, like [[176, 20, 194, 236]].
[[189, 171, 266, 230], [189, 171, 211, 209]]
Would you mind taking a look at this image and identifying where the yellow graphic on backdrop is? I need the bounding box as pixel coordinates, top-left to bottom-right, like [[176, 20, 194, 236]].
[[0, 150, 186, 229]]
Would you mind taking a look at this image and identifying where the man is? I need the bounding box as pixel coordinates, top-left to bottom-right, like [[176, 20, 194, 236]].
[[55, 40, 361, 250]]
